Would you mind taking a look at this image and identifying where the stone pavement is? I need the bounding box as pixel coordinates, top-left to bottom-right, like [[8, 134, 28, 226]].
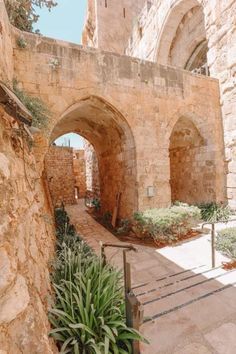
[[67, 202, 236, 354]]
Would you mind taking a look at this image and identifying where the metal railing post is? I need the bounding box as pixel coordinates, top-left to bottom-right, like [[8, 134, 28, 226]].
[[202, 218, 236, 269], [100, 243, 143, 354], [211, 223, 216, 268]]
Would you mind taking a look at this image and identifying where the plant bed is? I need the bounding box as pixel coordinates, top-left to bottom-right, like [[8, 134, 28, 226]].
[[222, 260, 236, 270], [132, 205, 201, 246], [216, 227, 236, 269], [50, 207, 147, 353], [90, 204, 202, 249], [116, 229, 201, 248], [198, 202, 232, 222]]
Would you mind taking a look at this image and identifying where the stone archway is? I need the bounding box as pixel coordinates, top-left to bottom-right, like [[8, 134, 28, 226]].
[[169, 116, 216, 204], [156, 0, 208, 73], [46, 95, 138, 218]]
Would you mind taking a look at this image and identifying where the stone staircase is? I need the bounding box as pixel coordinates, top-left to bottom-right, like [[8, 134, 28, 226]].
[[133, 265, 236, 323]]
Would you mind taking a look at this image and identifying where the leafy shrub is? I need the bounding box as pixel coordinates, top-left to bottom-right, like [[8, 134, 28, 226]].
[[13, 80, 49, 129], [101, 211, 112, 228], [16, 36, 27, 48], [50, 208, 146, 353], [52, 240, 93, 287], [91, 198, 101, 212], [54, 207, 76, 247], [216, 227, 236, 260], [133, 205, 201, 243], [116, 219, 132, 236], [198, 202, 231, 222]]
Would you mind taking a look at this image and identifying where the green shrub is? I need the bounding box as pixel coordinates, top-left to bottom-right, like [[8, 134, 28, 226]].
[[54, 207, 76, 247], [52, 240, 93, 285], [133, 205, 201, 243], [92, 198, 101, 212], [50, 208, 147, 353], [198, 202, 231, 222], [50, 245, 146, 353], [116, 219, 132, 236], [216, 227, 236, 260], [13, 80, 49, 129], [101, 211, 112, 229]]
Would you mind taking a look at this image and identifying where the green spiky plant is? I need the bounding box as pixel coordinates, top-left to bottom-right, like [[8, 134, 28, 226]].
[[216, 227, 236, 260], [198, 202, 232, 222], [50, 208, 147, 353]]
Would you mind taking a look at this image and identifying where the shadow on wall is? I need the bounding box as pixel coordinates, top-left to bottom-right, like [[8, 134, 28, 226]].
[[169, 116, 217, 204]]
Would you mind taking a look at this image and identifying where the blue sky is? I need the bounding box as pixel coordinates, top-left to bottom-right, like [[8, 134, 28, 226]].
[[35, 0, 87, 44], [35, 0, 87, 149]]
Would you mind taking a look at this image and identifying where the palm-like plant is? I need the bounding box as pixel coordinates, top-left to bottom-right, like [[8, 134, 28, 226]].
[[49, 242, 146, 353]]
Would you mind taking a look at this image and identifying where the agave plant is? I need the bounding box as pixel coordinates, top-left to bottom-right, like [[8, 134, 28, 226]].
[[49, 241, 146, 353], [199, 202, 232, 222]]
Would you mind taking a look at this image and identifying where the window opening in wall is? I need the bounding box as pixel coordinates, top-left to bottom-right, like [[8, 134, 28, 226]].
[[123, 8, 126, 18], [105, 0, 107, 8]]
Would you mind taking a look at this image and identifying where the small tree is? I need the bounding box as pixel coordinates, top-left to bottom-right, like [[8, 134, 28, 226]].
[[5, 0, 57, 32]]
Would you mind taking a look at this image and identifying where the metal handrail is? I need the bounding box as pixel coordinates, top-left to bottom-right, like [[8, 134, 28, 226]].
[[100, 243, 142, 354], [201, 218, 236, 268]]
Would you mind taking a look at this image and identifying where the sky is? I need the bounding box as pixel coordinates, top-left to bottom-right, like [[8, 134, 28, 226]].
[[35, 0, 87, 149]]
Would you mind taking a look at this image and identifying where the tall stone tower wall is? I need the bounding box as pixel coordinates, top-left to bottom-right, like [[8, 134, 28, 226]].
[[82, 0, 146, 54]]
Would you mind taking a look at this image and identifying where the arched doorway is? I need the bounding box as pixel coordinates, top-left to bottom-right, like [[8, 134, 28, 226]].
[[156, 0, 208, 75], [46, 96, 137, 218], [169, 116, 216, 204]]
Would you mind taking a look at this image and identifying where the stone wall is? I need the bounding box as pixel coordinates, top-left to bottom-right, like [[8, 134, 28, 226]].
[[73, 149, 87, 199], [0, 0, 14, 82], [203, 0, 236, 209], [124, 0, 236, 208], [45, 146, 76, 206], [84, 141, 100, 198], [0, 106, 56, 354], [82, 0, 146, 54], [169, 117, 215, 204], [12, 29, 226, 216]]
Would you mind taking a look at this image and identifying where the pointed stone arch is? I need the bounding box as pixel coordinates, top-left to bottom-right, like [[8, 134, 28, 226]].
[[46, 95, 138, 218], [155, 0, 208, 73], [168, 114, 226, 205]]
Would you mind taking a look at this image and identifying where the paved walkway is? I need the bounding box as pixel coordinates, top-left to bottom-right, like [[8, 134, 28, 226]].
[[67, 202, 236, 354]]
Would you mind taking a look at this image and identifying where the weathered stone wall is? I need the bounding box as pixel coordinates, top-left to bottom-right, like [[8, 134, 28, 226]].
[[84, 141, 100, 197], [73, 149, 87, 199], [0, 107, 56, 354], [124, 0, 236, 208], [126, 0, 204, 62], [168, 5, 206, 69], [203, 0, 236, 209], [11, 30, 226, 216], [169, 117, 215, 204], [45, 146, 76, 205], [0, 0, 14, 82], [82, 0, 147, 54]]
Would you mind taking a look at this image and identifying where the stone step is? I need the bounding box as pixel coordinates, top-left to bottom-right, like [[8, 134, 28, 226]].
[[142, 268, 236, 321], [133, 265, 222, 299], [132, 264, 207, 294]]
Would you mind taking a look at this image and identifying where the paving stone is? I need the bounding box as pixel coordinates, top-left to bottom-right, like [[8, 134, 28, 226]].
[[174, 342, 212, 354], [205, 323, 236, 354], [66, 202, 236, 354]]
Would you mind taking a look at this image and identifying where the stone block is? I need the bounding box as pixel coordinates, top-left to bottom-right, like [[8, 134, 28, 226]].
[[0, 275, 29, 324]]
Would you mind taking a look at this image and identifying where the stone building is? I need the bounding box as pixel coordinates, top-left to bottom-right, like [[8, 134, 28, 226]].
[[0, 0, 236, 352], [44, 144, 99, 206], [45, 146, 76, 205], [83, 0, 236, 209]]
